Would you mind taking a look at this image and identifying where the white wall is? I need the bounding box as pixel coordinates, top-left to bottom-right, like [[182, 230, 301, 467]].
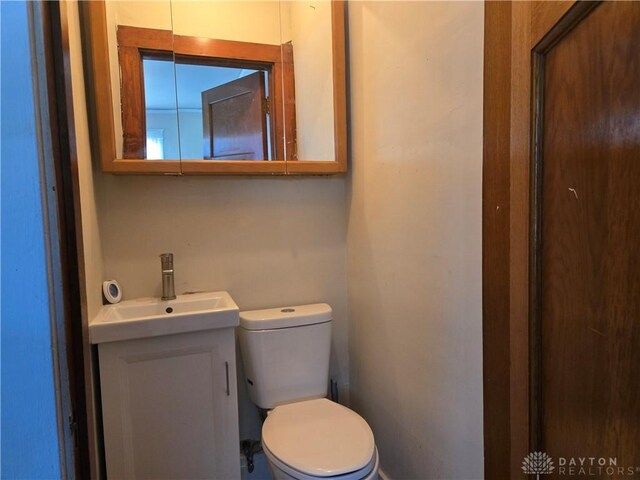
[[347, 2, 484, 478]]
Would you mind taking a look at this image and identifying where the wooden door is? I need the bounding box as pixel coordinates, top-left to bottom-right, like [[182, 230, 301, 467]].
[[483, 1, 640, 477], [201, 71, 268, 161], [532, 0, 640, 467]]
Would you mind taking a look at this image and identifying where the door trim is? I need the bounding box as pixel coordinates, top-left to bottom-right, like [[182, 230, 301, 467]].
[[482, 2, 513, 477], [29, 1, 93, 477]]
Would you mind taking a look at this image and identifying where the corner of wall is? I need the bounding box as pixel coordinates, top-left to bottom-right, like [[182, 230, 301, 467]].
[[66, 1, 107, 477], [67, 0, 105, 321]]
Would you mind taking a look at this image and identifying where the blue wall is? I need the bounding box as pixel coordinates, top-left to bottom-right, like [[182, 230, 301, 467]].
[[1, 1, 63, 478]]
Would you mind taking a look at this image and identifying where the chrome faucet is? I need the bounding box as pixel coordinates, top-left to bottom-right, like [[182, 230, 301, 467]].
[[160, 253, 176, 300]]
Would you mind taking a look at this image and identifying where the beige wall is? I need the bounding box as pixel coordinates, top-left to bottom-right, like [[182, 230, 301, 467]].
[[282, 1, 335, 160], [97, 175, 349, 439], [347, 2, 484, 478], [76, 0, 350, 452], [68, 0, 105, 324], [71, 0, 485, 475], [172, 1, 282, 43], [104, 1, 174, 157]]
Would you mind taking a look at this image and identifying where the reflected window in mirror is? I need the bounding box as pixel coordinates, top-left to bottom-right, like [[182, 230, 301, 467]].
[[117, 25, 295, 162], [142, 58, 178, 159], [146, 128, 165, 160]]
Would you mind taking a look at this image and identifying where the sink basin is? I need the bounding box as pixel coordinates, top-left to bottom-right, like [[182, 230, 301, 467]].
[[90, 291, 239, 344]]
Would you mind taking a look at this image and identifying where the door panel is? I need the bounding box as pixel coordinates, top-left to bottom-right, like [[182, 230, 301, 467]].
[[533, 0, 640, 466], [201, 71, 268, 161]]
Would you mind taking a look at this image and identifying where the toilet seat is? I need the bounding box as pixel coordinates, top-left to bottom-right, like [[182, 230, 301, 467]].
[[262, 398, 376, 478]]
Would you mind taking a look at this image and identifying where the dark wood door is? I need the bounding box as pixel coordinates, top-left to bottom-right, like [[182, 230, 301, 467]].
[[531, 0, 640, 470], [201, 71, 268, 160]]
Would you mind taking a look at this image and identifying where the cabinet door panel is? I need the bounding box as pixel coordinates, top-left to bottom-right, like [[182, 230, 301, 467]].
[[99, 329, 240, 479]]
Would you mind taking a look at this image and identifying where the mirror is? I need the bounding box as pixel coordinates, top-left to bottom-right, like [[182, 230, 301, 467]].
[[279, 1, 336, 161], [103, 1, 177, 162], [85, 0, 346, 174], [171, 1, 288, 162]]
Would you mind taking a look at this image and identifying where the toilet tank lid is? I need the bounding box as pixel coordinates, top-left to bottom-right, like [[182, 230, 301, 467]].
[[239, 303, 332, 330]]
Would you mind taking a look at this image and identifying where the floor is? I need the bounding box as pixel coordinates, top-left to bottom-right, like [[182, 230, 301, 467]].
[[241, 451, 272, 480]]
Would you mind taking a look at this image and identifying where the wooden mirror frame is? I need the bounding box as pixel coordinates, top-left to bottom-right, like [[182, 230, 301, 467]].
[[83, 0, 347, 175]]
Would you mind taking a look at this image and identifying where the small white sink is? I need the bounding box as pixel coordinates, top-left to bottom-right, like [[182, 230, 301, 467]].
[[90, 291, 239, 344]]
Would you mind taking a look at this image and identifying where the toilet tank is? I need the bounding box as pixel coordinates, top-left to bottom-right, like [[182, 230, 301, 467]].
[[238, 304, 332, 409]]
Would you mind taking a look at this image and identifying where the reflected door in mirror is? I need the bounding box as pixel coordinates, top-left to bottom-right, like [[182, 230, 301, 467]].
[[202, 71, 270, 161]]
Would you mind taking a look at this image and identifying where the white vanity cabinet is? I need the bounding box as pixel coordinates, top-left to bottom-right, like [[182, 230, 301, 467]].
[[98, 327, 240, 479]]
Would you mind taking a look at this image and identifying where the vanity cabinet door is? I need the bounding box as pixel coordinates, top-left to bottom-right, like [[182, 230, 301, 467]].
[[98, 328, 240, 479]]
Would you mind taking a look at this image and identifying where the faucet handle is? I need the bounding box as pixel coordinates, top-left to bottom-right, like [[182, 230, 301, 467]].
[[160, 253, 173, 270]]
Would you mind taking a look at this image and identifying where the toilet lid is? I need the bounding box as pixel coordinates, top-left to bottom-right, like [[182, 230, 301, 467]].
[[262, 398, 375, 477]]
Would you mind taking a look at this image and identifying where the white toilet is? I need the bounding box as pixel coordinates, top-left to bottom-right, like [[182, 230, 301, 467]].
[[238, 303, 379, 480]]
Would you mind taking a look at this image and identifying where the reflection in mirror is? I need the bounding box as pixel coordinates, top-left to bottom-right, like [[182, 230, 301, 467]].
[[104, 0, 177, 159], [171, 1, 288, 162], [116, 22, 293, 162], [143, 60, 273, 160], [280, 1, 335, 161], [142, 59, 177, 159], [170, 1, 338, 162], [100, 0, 343, 166], [175, 63, 272, 160]]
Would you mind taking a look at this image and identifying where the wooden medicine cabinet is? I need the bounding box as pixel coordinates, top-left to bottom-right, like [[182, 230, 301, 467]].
[[83, 0, 347, 175]]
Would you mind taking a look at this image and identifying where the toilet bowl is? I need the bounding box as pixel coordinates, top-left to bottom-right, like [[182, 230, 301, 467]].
[[264, 444, 379, 480], [262, 398, 378, 480], [238, 304, 379, 480]]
